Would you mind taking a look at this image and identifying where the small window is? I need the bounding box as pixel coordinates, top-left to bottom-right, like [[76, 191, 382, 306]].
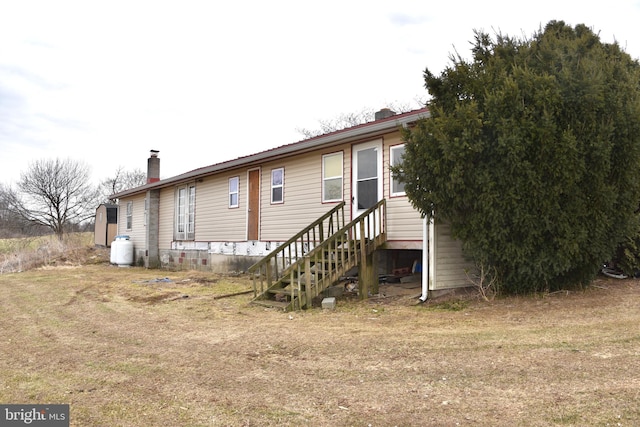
[[229, 176, 239, 208], [390, 144, 406, 196], [271, 168, 284, 204], [322, 152, 343, 202], [126, 201, 133, 230]]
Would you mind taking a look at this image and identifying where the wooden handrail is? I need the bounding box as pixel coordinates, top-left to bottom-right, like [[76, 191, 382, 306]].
[[249, 201, 346, 295], [250, 199, 387, 309], [304, 199, 386, 260], [299, 199, 386, 306]]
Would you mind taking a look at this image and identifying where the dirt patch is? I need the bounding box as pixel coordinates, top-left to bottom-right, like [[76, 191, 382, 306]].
[[1, 264, 639, 426]]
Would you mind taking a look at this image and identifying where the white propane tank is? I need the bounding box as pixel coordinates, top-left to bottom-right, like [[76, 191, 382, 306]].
[[112, 235, 134, 267], [110, 237, 120, 264]]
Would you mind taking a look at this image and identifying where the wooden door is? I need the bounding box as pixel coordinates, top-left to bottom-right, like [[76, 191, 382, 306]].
[[248, 169, 260, 240]]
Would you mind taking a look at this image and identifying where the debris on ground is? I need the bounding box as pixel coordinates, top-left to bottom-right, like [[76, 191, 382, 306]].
[[133, 277, 174, 284]]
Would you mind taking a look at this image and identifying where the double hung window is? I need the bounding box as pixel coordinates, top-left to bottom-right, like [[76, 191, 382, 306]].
[[322, 152, 343, 202], [175, 184, 196, 240], [126, 202, 133, 230], [390, 144, 406, 196], [229, 177, 239, 208], [271, 168, 284, 204]]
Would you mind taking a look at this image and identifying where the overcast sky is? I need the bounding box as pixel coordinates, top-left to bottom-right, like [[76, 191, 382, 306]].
[[2, 0, 640, 185]]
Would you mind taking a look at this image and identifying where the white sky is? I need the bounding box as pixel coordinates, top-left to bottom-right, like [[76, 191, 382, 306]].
[[1, 0, 640, 185]]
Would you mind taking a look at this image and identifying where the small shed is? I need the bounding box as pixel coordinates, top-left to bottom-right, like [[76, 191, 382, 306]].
[[94, 204, 118, 247]]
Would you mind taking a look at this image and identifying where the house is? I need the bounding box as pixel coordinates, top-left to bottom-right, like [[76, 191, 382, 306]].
[[94, 204, 118, 247], [111, 108, 473, 308]]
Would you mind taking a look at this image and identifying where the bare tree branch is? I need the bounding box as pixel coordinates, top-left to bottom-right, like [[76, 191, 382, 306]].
[[295, 100, 425, 139], [14, 158, 100, 240], [99, 166, 146, 203]]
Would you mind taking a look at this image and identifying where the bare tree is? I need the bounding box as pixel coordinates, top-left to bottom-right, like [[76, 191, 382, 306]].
[[296, 100, 425, 139], [296, 108, 376, 139], [0, 184, 13, 233], [0, 184, 20, 238], [13, 158, 100, 240], [99, 166, 146, 203], [0, 183, 50, 238]]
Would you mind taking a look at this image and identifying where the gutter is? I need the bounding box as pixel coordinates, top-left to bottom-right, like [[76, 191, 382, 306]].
[[420, 216, 429, 302], [419, 214, 436, 302]]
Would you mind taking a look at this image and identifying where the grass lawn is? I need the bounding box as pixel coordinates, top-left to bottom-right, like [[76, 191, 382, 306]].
[[1, 254, 639, 426]]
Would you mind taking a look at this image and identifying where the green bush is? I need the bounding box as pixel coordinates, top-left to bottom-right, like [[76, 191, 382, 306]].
[[400, 21, 640, 293]]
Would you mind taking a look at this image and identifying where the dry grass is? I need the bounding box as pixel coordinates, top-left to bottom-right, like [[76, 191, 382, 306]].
[[0, 233, 95, 273], [1, 249, 639, 426]]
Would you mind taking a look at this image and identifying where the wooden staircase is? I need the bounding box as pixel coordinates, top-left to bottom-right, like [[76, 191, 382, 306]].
[[249, 200, 387, 311]]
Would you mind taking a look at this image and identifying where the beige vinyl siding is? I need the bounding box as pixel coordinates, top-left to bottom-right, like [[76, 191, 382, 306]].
[[117, 194, 146, 251], [386, 197, 423, 242], [151, 129, 431, 246], [194, 174, 247, 241], [343, 145, 352, 219], [158, 187, 174, 250], [383, 132, 423, 242], [433, 222, 474, 290], [261, 151, 347, 242]]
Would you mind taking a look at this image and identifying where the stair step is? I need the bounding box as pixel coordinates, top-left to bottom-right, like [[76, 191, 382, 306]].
[[323, 251, 352, 259], [267, 287, 302, 295], [280, 277, 313, 285], [251, 300, 290, 310]]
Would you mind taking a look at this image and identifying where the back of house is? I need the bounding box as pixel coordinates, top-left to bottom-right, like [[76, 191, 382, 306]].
[[110, 108, 472, 294]]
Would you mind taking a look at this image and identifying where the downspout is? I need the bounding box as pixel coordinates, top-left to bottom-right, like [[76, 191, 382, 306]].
[[419, 216, 429, 302]]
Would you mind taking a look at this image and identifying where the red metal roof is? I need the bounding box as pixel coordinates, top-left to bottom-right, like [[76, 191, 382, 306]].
[[112, 107, 429, 198]]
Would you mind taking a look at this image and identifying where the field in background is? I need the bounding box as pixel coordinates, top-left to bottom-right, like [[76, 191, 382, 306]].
[[0, 232, 95, 273], [0, 242, 639, 425]]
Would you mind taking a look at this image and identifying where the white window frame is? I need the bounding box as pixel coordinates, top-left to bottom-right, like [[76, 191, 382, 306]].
[[126, 201, 133, 230], [390, 144, 406, 196], [322, 152, 343, 202], [229, 176, 239, 208], [271, 168, 284, 204], [175, 183, 196, 240]]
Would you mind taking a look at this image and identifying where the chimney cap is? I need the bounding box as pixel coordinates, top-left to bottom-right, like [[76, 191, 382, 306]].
[[150, 149, 159, 157]]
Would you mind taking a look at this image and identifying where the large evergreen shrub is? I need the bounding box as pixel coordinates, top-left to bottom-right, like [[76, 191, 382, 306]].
[[400, 21, 640, 293]]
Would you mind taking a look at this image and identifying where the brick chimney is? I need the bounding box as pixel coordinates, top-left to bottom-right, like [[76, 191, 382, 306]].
[[147, 150, 160, 184], [374, 108, 396, 121]]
